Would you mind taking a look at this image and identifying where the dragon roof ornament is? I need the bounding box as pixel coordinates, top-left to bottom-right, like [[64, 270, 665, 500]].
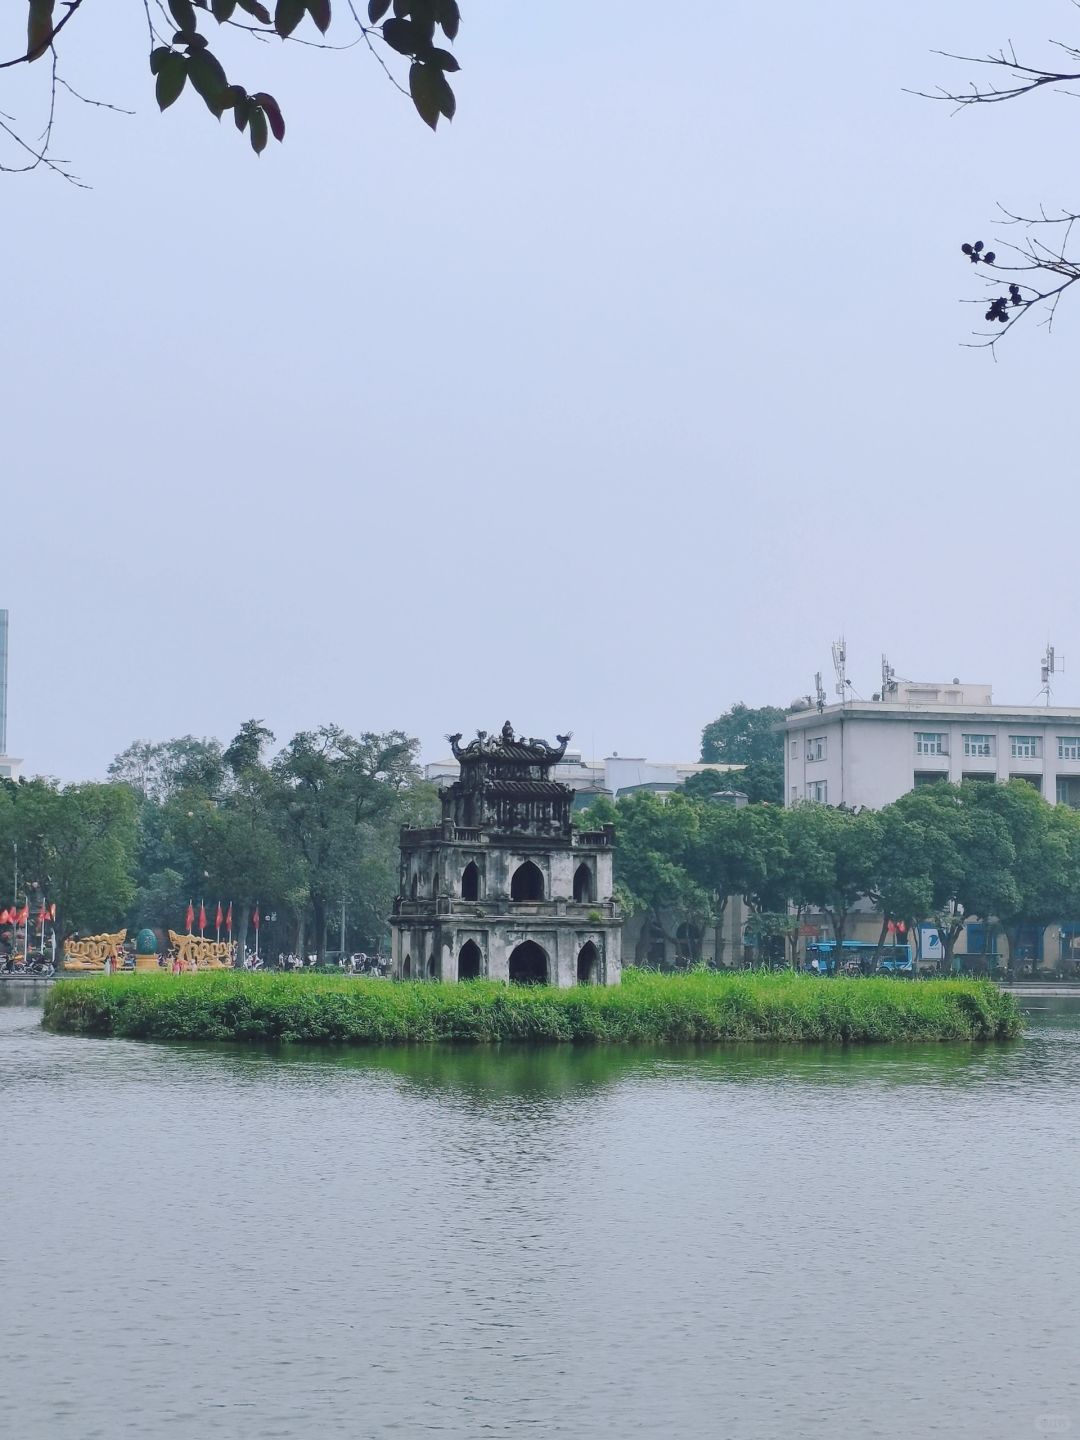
[[447, 722, 572, 765]]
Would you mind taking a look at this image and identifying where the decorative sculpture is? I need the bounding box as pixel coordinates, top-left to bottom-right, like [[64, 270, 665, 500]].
[[166, 931, 235, 970], [63, 930, 128, 972]]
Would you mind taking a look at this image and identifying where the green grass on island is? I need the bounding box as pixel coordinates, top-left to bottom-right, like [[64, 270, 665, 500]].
[[41, 968, 1022, 1046]]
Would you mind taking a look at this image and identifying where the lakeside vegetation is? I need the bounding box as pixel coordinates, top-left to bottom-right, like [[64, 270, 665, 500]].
[[42, 969, 1022, 1046]]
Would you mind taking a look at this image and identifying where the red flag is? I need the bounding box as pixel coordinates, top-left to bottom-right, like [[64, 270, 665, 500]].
[[198, 901, 207, 935], [225, 902, 233, 933], [215, 901, 223, 931], [252, 905, 260, 931], [0, 909, 9, 925], [185, 900, 194, 933], [17, 904, 28, 925], [37, 904, 47, 924]]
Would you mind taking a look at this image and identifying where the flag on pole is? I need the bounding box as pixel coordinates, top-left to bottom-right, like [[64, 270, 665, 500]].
[[198, 900, 207, 936], [225, 902, 233, 934], [215, 901, 223, 932], [185, 900, 194, 933], [49, 903, 56, 921], [17, 904, 28, 925], [252, 905, 260, 930]]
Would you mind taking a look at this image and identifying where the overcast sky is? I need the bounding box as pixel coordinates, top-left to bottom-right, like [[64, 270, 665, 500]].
[[4, 1, 1080, 779]]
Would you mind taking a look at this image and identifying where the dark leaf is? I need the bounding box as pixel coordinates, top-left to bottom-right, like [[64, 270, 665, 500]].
[[428, 46, 458, 71], [434, 0, 458, 40], [409, 60, 440, 128], [984, 251, 996, 264], [274, 0, 305, 36], [211, 0, 238, 19], [188, 47, 229, 116], [149, 45, 172, 75], [236, 0, 272, 20], [233, 94, 251, 131], [392, 0, 410, 15], [307, 0, 331, 33], [168, 0, 198, 35], [432, 64, 455, 119], [367, 0, 391, 20], [155, 52, 188, 109], [973, 240, 984, 252], [27, 0, 55, 62], [253, 90, 286, 140], [961, 244, 973, 255], [249, 106, 269, 154], [382, 16, 417, 53]]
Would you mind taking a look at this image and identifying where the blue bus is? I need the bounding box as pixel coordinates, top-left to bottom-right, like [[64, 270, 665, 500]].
[[806, 940, 913, 975]]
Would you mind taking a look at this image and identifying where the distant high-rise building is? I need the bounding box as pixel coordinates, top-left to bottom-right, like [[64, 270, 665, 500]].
[[0, 610, 22, 780]]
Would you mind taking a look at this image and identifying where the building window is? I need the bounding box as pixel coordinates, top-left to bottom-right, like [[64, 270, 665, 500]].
[[790, 785, 798, 803], [1010, 773, 1042, 793], [807, 736, 827, 762], [963, 734, 994, 758], [1059, 737, 1080, 761], [790, 739, 798, 758], [807, 780, 828, 803], [914, 771, 948, 788], [1010, 735, 1041, 760], [1058, 777, 1080, 808], [915, 732, 947, 756]]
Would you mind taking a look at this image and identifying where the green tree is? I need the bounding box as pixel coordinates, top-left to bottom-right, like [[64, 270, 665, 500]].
[[0, 779, 138, 940], [596, 792, 706, 966], [699, 704, 790, 805], [865, 805, 934, 961], [273, 726, 421, 964], [891, 784, 1018, 968], [961, 780, 1077, 972], [4, 1, 462, 182]]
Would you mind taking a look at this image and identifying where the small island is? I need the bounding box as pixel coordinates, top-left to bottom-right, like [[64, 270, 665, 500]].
[[42, 969, 1021, 1045]]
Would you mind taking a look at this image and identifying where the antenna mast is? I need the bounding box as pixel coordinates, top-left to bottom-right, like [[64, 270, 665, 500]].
[[881, 653, 897, 699], [1040, 642, 1064, 705], [831, 637, 848, 703], [814, 671, 826, 713]]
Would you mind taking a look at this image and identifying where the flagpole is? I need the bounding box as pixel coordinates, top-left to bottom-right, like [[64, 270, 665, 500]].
[[23, 896, 29, 965]]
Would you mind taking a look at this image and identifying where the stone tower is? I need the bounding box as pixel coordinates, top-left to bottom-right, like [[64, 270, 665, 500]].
[[390, 722, 621, 985]]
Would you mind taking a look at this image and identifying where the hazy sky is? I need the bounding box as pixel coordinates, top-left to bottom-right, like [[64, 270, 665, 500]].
[[5, 1, 1080, 780]]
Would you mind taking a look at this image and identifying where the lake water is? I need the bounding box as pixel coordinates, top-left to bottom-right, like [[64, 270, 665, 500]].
[[2, 988, 1078, 1440]]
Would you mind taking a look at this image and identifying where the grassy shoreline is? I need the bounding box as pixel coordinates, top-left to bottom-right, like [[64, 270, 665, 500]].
[[41, 969, 1022, 1046]]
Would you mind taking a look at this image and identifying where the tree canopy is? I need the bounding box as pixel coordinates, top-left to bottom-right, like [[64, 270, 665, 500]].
[[698, 703, 790, 805], [4, 1, 462, 182]]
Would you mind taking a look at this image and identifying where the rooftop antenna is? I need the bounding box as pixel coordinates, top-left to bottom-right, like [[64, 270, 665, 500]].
[[831, 637, 848, 703], [1039, 642, 1064, 705], [814, 671, 826, 713], [881, 653, 897, 700]]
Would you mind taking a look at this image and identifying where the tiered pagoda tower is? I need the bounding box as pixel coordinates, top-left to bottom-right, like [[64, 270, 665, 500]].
[[390, 722, 621, 985]]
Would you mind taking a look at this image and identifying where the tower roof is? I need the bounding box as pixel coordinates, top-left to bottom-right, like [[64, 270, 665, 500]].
[[447, 721, 571, 767]]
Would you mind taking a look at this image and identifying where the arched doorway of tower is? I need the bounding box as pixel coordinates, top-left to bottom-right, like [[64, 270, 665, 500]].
[[457, 940, 482, 981], [402, 954, 412, 978], [508, 941, 549, 985], [573, 863, 594, 903], [510, 861, 544, 902], [577, 941, 599, 985], [427, 955, 439, 980], [410, 875, 419, 899], [461, 862, 480, 901]]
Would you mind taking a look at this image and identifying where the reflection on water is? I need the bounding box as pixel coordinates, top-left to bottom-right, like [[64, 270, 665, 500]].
[[1, 988, 1078, 1440]]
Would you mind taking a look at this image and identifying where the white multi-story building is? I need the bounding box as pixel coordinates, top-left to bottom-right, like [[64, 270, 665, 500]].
[[784, 679, 1080, 968], [784, 679, 1080, 812]]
